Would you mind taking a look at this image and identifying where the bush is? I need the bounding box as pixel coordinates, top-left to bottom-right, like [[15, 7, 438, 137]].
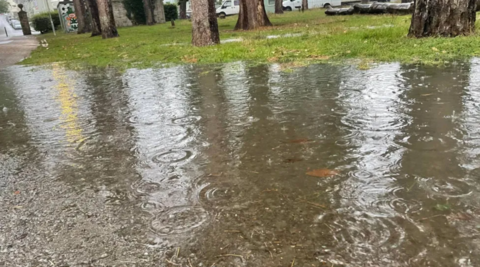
[[123, 0, 146, 25], [32, 12, 60, 34], [164, 4, 178, 21]]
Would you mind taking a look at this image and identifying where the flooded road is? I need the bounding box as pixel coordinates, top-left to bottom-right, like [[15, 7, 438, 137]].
[[1, 61, 480, 266]]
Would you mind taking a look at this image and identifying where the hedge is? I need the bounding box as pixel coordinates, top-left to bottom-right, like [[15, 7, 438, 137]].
[[164, 3, 178, 21], [32, 12, 60, 34]]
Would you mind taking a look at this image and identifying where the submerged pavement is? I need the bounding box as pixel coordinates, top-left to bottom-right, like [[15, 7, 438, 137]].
[[2, 61, 480, 266]]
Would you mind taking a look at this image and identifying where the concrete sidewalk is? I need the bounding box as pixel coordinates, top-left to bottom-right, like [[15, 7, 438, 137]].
[[0, 36, 38, 69]]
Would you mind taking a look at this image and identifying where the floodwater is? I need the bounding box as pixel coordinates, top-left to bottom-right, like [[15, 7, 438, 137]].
[[1, 61, 480, 266]]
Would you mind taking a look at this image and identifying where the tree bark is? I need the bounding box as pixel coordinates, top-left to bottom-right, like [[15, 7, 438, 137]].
[[301, 0, 308, 12], [153, 0, 166, 23], [86, 0, 102, 36], [83, 0, 93, 32], [143, 0, 155, 25], [179, 0, 187, 19], [96, 0, 119, 38], [409, 0, 476, 37], [73, 0, 87, 33], [235, 0, 272, 30], [275, 0, 283, 14], [191, 0, 220, 46]]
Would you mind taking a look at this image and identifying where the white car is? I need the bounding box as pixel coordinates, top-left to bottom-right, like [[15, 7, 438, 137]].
[[11, 20, 22, 30], [283, 0, 340, 11], [216, 0, 240, 18]]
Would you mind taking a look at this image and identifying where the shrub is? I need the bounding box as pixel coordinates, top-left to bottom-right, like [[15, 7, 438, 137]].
[[32, 12, 60, 34], [123, 0, 146, 25], [164, 3, 178, 21]]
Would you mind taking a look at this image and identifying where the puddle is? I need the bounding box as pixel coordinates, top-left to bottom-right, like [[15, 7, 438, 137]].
[[2, 60, 480, 265]]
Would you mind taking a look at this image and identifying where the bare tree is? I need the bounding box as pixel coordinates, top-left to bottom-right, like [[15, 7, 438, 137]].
[[143, 0, 155, 25], [86, 0, 102, 36], [235, 0, 272, 30], [73, 0, 92, 33], [409, 0, 476, 37], [275, 0, 283, 14], [191, 0, 219, 46], [301, 0, 307, 12], [96, 0, 119, 38]]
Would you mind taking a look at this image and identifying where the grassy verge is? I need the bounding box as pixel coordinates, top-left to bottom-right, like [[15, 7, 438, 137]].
[[23, 9, 480, 69]]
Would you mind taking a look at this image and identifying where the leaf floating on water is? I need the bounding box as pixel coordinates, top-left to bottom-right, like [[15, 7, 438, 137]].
[[306, 169, 339, 178]]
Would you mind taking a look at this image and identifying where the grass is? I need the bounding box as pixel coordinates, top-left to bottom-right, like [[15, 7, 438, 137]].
[[22, 9, 480, 69]]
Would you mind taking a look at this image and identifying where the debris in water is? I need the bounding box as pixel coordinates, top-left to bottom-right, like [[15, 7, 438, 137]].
[[284, 158, 303, 163], [286, 139, 313, 144], [306, 169, 339, 178]]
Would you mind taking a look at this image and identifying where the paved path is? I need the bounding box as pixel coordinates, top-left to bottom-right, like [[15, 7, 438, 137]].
[[0, 36, 39, 69], [0, 14, 39, 69]]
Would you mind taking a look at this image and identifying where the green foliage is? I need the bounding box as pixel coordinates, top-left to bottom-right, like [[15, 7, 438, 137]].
[[164, 3, 178, 21], [123, 0, 146, 25], [23, 10, 480, 69], [0, 0, 9, 14], [32, 12, 60, 34]]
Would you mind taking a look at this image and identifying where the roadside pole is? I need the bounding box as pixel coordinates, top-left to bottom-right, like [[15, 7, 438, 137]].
[[43, 0, 56, 36]]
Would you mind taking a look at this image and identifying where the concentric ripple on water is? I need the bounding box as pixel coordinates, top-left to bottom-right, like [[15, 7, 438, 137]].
[[150, 206, 208, 235], [151, 150, 193, 164]]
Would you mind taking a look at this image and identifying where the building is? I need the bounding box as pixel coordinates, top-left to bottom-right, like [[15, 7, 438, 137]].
[[13, 0, 57, 16], [5, 0, 20, 19]]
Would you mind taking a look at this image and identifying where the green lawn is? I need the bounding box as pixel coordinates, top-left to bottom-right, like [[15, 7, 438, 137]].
[[23, 9, 480, 69]]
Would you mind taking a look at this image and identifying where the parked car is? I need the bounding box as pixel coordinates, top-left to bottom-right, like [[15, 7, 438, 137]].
[[216, 0, 240, 18], [283, 0, 341, 11], [10, 20, 22, 30]]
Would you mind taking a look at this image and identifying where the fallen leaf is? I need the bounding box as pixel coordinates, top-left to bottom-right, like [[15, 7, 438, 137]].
[[432, 47, 439, 52], [268, 57, 279, 62], [306, 169, 339, 178], [14, 191, 20, 195], [308, 55, 330, 60]]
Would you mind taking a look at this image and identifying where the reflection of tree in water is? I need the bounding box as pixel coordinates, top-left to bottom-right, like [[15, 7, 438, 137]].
[[61, 68, 138, 193], [396, 63, 476, 266], [190, 64, 351, 266], [322, 63, 413, 265], [0, 70, 32, 153]]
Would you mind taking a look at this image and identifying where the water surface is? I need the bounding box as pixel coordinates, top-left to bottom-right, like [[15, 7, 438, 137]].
[[1, 61, 480, 266]]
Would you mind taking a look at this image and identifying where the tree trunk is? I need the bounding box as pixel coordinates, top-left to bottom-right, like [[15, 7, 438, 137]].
[[143, 0, 155, 25], [153, 0, 166, 23], [275, 0, 283, 14], [301, 0, 308, 11], [235, 0, 272, 30], [191, 0, 220, 46], [83, 0, 93, 32], [87, 0, 102, 36], [409, 0, 476, 37], [96, 0, 119, 38], [179, 0, 187, 19], [73, 0, 87, 33]]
